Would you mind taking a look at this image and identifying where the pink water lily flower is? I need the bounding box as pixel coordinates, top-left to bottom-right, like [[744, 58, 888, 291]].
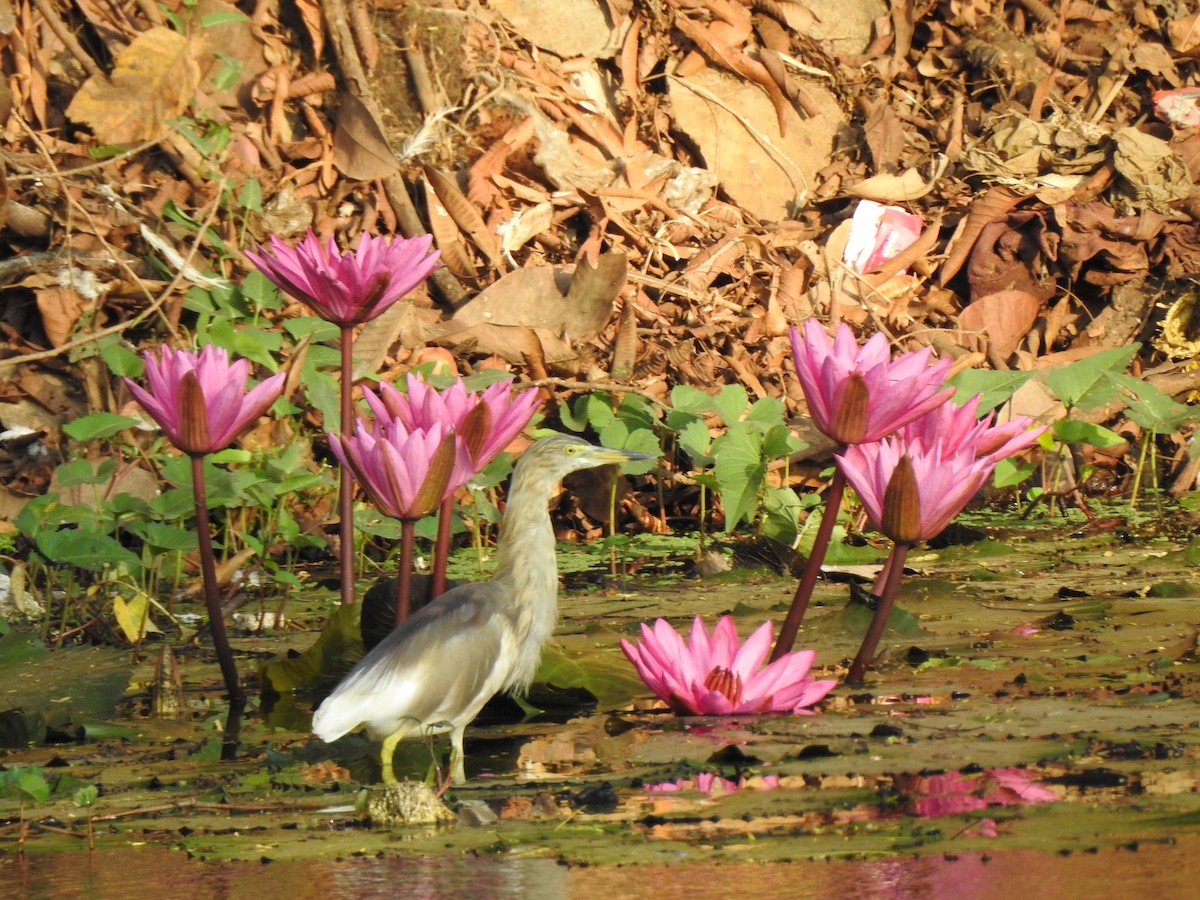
[[901, 767, 1057, 818], [789, 319, 953, 445], [365, 373, 541, 467], [328, 419, 475, 521], [620, 615, 838, 716], [837, 435, 995, 544], [246, 230, 442, 326], [899, 394, 1046, 464], [123, 344, 286, 455]]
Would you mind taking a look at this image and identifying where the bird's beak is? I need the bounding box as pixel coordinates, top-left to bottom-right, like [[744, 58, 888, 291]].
[[592, 447, 656, 465]]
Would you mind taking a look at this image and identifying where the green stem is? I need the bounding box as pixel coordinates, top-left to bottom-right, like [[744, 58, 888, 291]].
[[190, 453, 243, 702], [394, 519, 415, 626], [771, 466, 846, 662], [846, 540, 910, 683], [338, 325, 357, 605], [431, 496, 452, 599]]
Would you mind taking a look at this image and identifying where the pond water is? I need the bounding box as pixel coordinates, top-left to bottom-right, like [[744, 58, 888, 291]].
[[4, 523, 1200, 886], [8, 836, 1199, 899]]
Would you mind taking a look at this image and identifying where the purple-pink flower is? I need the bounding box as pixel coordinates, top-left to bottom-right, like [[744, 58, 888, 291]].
[[789, 319, 953, 445], [900, 767, 1057, 818], [123, 344, 286, 455], [645, 772, 780, 794], [246, 230, 442, 326], [328, 419, 474, 521], [836, 435, 994, 544], [364, 374, 541, 468], [620, 616, 837, 716], [898, 394, 1046, 464]]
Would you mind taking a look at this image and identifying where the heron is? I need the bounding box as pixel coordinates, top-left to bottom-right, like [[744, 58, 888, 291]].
[[311, 434, 654, 784]]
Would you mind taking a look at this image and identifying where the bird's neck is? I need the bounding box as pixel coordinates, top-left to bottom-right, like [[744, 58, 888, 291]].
[[493, 478, 560, 690]]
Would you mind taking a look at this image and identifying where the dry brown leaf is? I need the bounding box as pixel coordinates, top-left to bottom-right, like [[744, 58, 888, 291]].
[[1167, 12, 1200, 53], [673, 14, 790, 136], [433, 321, 576, 369], [65, 27, 202, 143], [332, 93, 398, 181], [424, 165, 502, 266], [845, 156, 948, 202], [671, 68, 843, 221], [352, 300, 427, 380], [957, 289, 1042, 362], [451, 255, 625, 336], [35, 287, 88, 347], [422, 178, 476, 279], [292, 0, 325, 62], [490, 0, 626, 58], [938, 187, 1027, 286]]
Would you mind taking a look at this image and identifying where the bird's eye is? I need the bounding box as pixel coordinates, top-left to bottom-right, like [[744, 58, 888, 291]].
[[564, 445, 579, 455]]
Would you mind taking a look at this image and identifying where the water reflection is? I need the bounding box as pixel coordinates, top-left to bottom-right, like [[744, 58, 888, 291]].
[[6, 837, 1196, 899]]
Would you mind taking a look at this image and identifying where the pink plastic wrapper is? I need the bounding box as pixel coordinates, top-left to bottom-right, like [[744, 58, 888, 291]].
[[843, 200, 924, 274], [1153, 87, 1200, 129]]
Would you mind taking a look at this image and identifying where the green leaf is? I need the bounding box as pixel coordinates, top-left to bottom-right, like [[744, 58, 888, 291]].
[[1044, 344, 1139, 411], [56, 457, 115, 487], [745, 396, 786, 431], [992, 457, 1034, 488], [16, 768, 51, 803], [1106, 372, 1193, 432], [533, 643, 647, 708], [947, 368, 1037, 412], [1053, 418, 1124, 447], [142, 522, 198, 552], [101, 343, 144, 377], [584, 393, 616, 430], [64, 412, 139, 442], [597, 420, 659, 475], [676, 417, 715, 465], [284, 315, 340, 343], [712, 423, 763, 531], [670, 384, 715, 416], [558, 395, 590, 432], [36, 529, 143, 573], [305, 371, 342, 429], [760, 421, 802, 460], [238, 177, 263, 213], [73, 784, 99, 807], [201, 9, 250, 26], [761, 485, 803, 545], [259, 603, 363, 695], [711, 384, 749, 427]]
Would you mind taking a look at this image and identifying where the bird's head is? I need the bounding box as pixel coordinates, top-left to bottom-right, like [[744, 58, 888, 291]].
[[514, 434, 655, 484]]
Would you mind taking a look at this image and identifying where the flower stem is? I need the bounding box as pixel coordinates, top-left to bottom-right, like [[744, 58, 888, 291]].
[[430, 496, 452, 600], [394, 519, 415, 626], [846, 540, 910, 683], [338, 325, 357, 605], [190, 454, 243, 702], [771, 466, 846, 662]]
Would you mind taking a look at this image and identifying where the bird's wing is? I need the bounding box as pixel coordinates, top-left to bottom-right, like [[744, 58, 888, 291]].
[[311, 583, 509, 743]]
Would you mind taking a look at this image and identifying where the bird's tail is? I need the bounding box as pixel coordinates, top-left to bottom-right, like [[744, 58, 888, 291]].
[[310, 691, 359, 743]]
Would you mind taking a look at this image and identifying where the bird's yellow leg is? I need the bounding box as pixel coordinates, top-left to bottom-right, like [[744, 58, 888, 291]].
[[380, 731, 403, 785], [450, 728, 467, 785]]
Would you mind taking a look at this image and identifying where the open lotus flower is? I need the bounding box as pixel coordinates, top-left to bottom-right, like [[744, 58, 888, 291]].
[[328, 418, 475, 521], [789, 319, 953, 445], [364, 373, 541, 468], [621, 616, 837, 716], [246, 230, 442, 326], [836, 435, 996, 545], [123, 344, 286, 455], [898, 394, 1046, 464]]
